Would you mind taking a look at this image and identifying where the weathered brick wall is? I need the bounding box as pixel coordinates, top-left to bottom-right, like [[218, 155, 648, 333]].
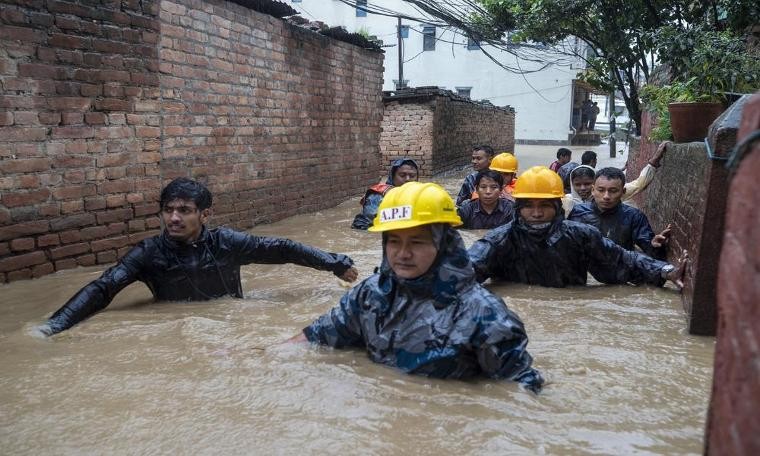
[[0, 0, 384, 283], [379, 89, 515, 179], [0, 0, 162, 282], [378, 100, 434, 177], [625, 100, 745, 336], [431, 96, 515, 176], [705, 93, 760, 455], [159, 0, 383, 227]]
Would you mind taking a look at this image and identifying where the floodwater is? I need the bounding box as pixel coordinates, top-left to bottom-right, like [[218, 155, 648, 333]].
[[0, 162, 713, 455]]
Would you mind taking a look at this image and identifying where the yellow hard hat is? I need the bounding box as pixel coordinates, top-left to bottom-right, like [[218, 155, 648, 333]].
[[511, 166, 564, 199], [368, 182, 462, 232], [490, 152, 518, 173]]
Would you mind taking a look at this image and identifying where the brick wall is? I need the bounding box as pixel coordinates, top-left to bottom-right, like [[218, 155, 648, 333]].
[[625, 99, 746, 336], [379, 88, 515, 179], [705, 93, 760, 455], [159, 0, 383, 227], [0, 0, 384, 283]]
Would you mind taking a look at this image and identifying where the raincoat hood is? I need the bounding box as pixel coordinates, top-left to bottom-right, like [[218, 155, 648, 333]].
[[377, 224, 475, 306], [569, 165, 596, 204], [513, 198, 565, 242], [386, 158, 420, 185]]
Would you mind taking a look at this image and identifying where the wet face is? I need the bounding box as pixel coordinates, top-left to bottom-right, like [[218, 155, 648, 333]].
[[571, 175, 595, 200], [519, 199, 557, 225], [392, 164, 418, 187], [385, 225, 438, 280], [471, 150, 491, 171], [476, 177, 501, 207], [161, 198, 209, 243], [592, 176, 625, 210], [559, 154, 571, 165]]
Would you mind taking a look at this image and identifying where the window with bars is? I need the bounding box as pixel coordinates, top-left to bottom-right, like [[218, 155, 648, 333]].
[[356, 0, 367, 17], [422, 25, 436, 51]]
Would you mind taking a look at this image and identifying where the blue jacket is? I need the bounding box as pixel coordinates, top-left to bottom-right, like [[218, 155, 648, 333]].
[[568, 200, 666, 259], [304, 226, 543, 392], [468, 204, 669, 287], [351, 158, 419, 230], [455, 172, 478, 206]]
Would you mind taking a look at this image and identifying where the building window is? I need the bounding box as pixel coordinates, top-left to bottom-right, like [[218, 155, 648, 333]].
[[291, 0, 301, 3], [356, 0, 367, 17], [467, 37, 479, 50], [422, 25, 436, 51], [456, 87, 472, 99], [393, 79, 409, 90], [399, 25, 409, 39]]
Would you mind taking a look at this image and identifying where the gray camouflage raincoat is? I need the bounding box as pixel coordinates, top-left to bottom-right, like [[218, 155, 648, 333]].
[[303, 225, 544, 392]]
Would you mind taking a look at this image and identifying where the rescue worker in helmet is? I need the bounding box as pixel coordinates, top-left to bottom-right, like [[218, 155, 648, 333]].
[[485, 152, 519, 202], [351, 158, 419, 230], [468, 166, 688, 288], [37, 178, 359, 336], [455, 145, 495, 206], [568, 167, 671, 260], [457, 170, 515, 230], [292, 182, 544, 393]]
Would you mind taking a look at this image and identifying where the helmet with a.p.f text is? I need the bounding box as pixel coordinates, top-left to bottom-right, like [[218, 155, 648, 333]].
[[368, 182, 462, 232], [490, 152, 518, 173], [511, 166, 564, 199]]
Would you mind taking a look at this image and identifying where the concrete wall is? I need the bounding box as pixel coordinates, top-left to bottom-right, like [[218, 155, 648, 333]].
[[625, 100, 746, 336], [0, 0, 384, 283], [705, 93, 760, 455], [379, 89, 514, 179]]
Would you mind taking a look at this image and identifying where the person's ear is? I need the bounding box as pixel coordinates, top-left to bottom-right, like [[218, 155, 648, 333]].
[[621, 184, 626, 195], [200, 208, 211, 224]]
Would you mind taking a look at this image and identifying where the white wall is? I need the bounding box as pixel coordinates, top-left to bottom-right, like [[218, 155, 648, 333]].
[[288, 0, 584, 143]]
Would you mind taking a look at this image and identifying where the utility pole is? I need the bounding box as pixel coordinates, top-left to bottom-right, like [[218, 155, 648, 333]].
[[397, 16, 404, 89]]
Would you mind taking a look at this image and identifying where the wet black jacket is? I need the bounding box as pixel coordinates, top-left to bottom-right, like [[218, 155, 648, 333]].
[[455, 172, 478, 206], [468, 213, 669, 287], [457, 198, 514, 230], [568, 200, 666, 259], [44, 227, 354, 335], [304, 226, 543, 392]]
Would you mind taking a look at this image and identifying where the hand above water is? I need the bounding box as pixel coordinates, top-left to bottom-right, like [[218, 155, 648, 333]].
[[666, 250, 689, 290], [651, 223, 672, 248], [338, 266, 358, 283]]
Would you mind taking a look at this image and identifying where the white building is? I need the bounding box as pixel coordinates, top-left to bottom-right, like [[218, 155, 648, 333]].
[[287, 0, 597, 144]]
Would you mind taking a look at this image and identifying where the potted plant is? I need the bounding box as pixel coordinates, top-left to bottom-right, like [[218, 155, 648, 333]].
[[641, 26, 760, 142]]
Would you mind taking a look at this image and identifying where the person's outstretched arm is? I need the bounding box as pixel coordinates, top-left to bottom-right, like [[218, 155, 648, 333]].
[[299, 285, 366, 348], [38, 243, 147, 336], [467, 224, 511, 283], [227, 229, 357, 282], [474, 296, 544, 393]]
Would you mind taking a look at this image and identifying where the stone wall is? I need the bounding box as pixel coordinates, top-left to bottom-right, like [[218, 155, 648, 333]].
[[0, 0, 384, 283], [625, 100, 746, 336], [379, 88, 515, 179], [705, 93, 760, 455]]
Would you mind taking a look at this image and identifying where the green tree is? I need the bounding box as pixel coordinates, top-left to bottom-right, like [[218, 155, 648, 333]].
[[396, 0, 759, 134]]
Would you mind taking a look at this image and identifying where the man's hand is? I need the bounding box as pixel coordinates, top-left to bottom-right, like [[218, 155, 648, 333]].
[[339, 266, 358, 283], [649, 141, 671, 168], [29, 323, 54, 338], [652, 223, 672, 248], [666, 250, 689, 290]]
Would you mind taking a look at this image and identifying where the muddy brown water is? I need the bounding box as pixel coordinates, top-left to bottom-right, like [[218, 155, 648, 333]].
[[0, 172, 713, 455]]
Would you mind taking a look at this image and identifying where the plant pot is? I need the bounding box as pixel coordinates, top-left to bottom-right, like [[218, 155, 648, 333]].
[[668, 102, 724, 142]]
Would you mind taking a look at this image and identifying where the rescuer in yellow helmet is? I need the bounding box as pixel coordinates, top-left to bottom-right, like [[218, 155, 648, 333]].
[[468, 166, 688, 288], [292, 182, 544, 393]]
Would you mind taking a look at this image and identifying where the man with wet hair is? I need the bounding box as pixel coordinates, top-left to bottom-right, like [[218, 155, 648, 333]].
[[468, 166, 687, 288], [457, 170, 514, 229], [351, 158, 419, 230], [568, 167, 671, 259], [456, 145, 495, 206], [292, 182, 544, 393], [36, 177, 359, 336], [549, 148, 572, 172]]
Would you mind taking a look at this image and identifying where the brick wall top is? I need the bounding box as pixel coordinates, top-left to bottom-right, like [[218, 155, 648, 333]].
[[383, 86, 515, 114]]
